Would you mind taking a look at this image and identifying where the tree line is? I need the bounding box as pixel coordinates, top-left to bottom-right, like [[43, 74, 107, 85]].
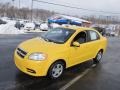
[[81, 15, 120, 24], [0, 2, 120, 24], [0, 2, 55, 21]]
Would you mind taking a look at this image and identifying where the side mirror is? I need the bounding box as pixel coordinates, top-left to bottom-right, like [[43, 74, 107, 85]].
[[73, 42, 80, 47]]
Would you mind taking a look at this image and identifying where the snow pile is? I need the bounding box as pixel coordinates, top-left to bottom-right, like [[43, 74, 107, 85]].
[[60, 15, 89, 23], [0, 17, 12, 23], [0, 22, 25, 34]]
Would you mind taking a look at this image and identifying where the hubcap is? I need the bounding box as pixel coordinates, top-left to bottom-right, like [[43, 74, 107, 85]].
[[97, 52, 102, 61], [52, 64, 63, 78]]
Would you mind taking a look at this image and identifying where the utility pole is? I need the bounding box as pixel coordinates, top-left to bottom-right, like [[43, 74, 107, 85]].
[[31, 0, 33, 21], [19, 0, 20, 9], [12, 0, 15, 18], [12, 0, 15, 7], [18, 0, 21, 19]]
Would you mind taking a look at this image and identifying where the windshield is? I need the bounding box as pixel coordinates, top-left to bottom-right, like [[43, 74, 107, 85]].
[[41, 28, 75, 44]]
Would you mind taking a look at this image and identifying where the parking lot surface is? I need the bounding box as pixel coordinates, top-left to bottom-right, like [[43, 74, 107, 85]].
[[0, 33, 120, 90], [68, 37, 120, 90]]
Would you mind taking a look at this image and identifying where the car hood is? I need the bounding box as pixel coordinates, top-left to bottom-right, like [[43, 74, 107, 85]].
[[18, 37, 64, 54]]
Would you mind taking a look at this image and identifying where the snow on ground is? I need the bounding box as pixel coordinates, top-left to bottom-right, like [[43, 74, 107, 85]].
[[0, 21, 25, 34]]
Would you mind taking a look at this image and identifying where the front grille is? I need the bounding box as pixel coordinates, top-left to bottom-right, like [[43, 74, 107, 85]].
[[17, 48, 27, 58]]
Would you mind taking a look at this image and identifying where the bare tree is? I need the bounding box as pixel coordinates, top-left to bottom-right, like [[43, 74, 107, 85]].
[[0, 2, 55, 21]]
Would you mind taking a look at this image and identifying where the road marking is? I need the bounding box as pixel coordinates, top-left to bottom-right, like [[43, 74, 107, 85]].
[[59, 64, 96, 90]]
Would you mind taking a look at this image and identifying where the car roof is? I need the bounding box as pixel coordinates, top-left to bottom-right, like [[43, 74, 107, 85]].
[[62, 26, 96, 32]]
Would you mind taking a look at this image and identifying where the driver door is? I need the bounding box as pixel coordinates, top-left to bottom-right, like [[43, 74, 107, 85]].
[[68, 31, 90, 66]]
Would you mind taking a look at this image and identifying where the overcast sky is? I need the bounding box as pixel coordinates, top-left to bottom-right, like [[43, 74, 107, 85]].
[[1, 0, 120, 16]]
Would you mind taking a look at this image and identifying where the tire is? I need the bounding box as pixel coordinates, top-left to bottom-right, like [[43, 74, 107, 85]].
[[93, 51, 103, 64], [48, 61, 64, 79]]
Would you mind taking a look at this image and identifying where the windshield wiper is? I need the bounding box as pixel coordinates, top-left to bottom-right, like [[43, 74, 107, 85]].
[[44, 38, 55, 43], [44, 38, 50, 42], [40, 36, 51, 42], [41, 37, 61, 44]]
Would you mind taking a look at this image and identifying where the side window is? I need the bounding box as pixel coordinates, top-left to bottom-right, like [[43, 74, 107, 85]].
[[89, 31, 100, 41], [73, 31, 87, 44]]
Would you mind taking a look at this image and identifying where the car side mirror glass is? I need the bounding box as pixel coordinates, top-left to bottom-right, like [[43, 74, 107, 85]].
[[73, 42, 80, 47]]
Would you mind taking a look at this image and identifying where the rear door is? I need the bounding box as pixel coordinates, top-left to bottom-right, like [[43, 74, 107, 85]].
[[86, 30, 101, 58]]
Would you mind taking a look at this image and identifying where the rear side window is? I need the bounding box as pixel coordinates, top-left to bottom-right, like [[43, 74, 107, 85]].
[[89, 31, 100, 41]]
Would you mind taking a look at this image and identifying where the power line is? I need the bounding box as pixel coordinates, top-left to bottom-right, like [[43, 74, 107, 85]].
[[33, 0, 120, 15]]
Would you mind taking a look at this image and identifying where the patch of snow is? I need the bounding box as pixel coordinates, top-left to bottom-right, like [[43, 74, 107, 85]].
[[1, 17, 15, 24], [0, 22, 25, 34], [50, 15, 91, 23]]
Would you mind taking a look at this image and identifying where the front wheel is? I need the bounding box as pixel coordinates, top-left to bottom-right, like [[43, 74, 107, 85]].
[[48, 61, 64, 79], [93, 51, 103, 64]]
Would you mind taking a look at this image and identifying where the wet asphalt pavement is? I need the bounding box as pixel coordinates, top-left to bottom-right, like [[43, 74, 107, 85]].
[[68, 37, 120, 90], [0, 33, 120, 90]]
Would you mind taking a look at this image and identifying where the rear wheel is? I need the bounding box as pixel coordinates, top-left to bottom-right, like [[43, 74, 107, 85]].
[[48, 61, 64, 79], [93, 51, 103, 64]]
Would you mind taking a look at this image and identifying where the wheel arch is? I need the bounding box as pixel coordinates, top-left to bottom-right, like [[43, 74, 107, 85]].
[[47, 59, 66, 73], [50, 59, 66, 68], [47, 59, 66, 78], [99, 49, 103, 53]]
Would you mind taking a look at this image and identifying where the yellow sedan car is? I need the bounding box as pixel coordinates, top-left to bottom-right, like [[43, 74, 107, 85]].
[[14, 26, 107, 79]]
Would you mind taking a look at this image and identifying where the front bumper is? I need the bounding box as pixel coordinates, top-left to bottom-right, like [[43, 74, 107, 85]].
[[14, 51, 49, 77]]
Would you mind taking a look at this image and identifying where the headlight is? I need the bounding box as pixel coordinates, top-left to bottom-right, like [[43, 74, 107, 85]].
[[29, 53, 47, 61]]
